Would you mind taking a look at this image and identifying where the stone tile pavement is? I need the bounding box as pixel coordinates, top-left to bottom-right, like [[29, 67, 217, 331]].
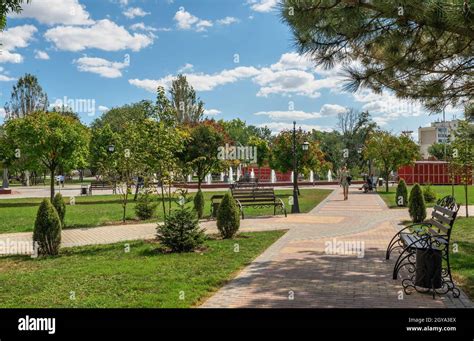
[[201, 189, 473, 308]]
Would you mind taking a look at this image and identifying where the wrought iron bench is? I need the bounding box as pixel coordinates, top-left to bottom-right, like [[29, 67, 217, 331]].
[[386, 196, 460, 298], [210, 188, 287, 219]]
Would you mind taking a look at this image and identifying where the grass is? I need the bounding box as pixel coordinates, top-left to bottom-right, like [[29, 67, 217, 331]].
[[0, 230, 285, 308], [0, 188, 331, 234], [377, 185, 474, 208], [450, 217, 474, 299]]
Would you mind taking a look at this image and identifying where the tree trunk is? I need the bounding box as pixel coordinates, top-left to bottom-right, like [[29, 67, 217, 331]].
[[79, 169, 84, 182], [465, 180, 469, 218], [50, 167, 56, 201], [385, 170, 389, 193], [2, 168, 9, 189]]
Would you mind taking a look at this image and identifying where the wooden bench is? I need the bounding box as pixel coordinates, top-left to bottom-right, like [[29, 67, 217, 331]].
[[88, 181, 116, 195], [386, 196, 460, 298], [210, 188, 287, 219]]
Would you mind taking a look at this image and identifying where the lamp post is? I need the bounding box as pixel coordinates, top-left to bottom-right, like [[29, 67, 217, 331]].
[[292, 121, 310, 214]]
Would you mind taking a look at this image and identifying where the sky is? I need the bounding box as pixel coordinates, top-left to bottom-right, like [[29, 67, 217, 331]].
[[0, 0, 464, 139]]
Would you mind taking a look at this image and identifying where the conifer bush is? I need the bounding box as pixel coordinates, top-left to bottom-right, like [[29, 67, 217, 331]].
[[216, 192, 240, 239], [193, 189, 205, 219], [423, 184, 437, 203], [395, 179, 408, 207], [409, 183, 426, 223], [52, 193, 66, 226], [156, 205, 205, 252], [33, 199, 62, 256], [135, 190, 157, 220]]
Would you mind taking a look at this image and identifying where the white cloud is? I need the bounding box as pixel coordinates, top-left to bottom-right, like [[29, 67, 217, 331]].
[[10, 0, 93, 25], [129, 22, 157, 32], [255, 110, 321, 121], [217, 17, 240, 25], [204, 109, 221, 116], [74, 56, 130, 78], [0, 25, 37, 63], [247, 0, 279, 13], [98, 105, 109, 112], [35, 50, 50, 60], [0, 74, 16, 81], [258, 122, 333, 134], [178, 63, 194, 73], [44, 19, 154, 52], [123, 7, 150, 19], [174, 7, 213, 32], [129, 66, 260, 92], [254, 105, 348, 121], [0, 108, 5, 118]]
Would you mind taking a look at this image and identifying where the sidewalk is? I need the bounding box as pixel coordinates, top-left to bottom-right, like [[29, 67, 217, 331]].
[[201, 189, 472, 308]]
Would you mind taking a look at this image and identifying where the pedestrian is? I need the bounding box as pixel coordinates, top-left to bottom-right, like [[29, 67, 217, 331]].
[[339, 165, 350, 200]]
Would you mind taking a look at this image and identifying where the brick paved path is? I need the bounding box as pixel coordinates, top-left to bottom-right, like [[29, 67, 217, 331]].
[[201, 188, 472, 308]]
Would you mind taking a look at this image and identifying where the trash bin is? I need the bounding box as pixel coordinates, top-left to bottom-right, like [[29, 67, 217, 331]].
[[415, 248, 442, 289], [378, 178, 384, 187], [80, 184, 89, 196]]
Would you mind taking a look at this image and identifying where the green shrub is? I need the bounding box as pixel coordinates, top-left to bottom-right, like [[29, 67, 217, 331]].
[[409, 184, 426, 223], [193, 189, 205, 219], [52, 193, 66, 226], [395, 179, 408, 207], [423, 184, 437, 203], [135, 190, 157, 220], [33, 199, 62, 256], [216, 192, 240, 239], [156, 206, 205, 252]]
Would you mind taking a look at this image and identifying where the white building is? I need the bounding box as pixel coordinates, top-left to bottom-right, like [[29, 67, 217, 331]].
[[418, 119, 460, 159]]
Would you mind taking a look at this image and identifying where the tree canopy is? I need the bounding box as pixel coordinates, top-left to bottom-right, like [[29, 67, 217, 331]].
[[0, 0, 29, 30], [281, 0, 474, 112]]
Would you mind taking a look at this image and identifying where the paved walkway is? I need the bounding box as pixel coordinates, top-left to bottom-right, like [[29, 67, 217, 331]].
[[201, 189, 472, 308]]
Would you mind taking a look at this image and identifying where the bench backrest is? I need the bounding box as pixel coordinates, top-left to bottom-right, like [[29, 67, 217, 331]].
[[231, 188, 276, 201], [427, 195, 460, 240]]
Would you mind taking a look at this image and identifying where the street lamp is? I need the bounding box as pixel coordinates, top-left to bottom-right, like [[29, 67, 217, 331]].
[[292, 122, 309, 214]]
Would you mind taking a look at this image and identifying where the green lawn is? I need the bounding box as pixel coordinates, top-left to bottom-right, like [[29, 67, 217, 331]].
[[451, 217, 474, 299], [0, 230, 285, 308], [378, 185, 474, 208], [0, 188, 331, 234]]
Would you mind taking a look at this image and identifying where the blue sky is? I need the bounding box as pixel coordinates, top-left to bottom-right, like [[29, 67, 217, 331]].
[[0, 0, 463, 138]]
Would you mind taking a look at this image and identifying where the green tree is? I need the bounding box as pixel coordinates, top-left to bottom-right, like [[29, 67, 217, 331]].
[[0, 0, 29, 30], [4, 74, 48, 119], [170, 74, 204, 124], [52, 193, 66, 226], [248, 135, 270, 178], [428, 142, 453, 161], [193, 189, 205, 219], [311, 130, 343, 176], [91, 100, 154, 132], [270, 128, 325, 177], [364, 131, 420, 192], [181, 121, 225, 190], [396, 179, 408, 207], [281, 0, 473, 112], [409, 184, 427, 223], [33, 198, 62, 256], [5, 111, 90, 200], [450, 116, 474, 217], [216, 192, 240, 239]]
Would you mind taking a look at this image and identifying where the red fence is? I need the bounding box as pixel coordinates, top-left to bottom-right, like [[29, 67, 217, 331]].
[[241, 167, 292, 182], [398, 161, 471, 185]]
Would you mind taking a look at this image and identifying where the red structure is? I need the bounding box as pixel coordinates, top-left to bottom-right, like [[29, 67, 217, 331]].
[[398, 161, 471, 185], [241, 166, 292, 182]]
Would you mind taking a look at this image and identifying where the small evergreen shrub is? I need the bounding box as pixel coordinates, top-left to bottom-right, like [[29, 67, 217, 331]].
[[156, 206, 205, 252], [193, 189, 205, 219], [395, 179, 408, 207], [52, 193, 66, 226], [135, 190, 157, 220], [423, 184, 437, 203], [409, 184, 426, 223], [33, 199, 62, 256], [216, 192, 240, 239]]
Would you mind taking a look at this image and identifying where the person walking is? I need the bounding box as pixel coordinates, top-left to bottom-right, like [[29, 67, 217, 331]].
[[339, 165, 350, 200]]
